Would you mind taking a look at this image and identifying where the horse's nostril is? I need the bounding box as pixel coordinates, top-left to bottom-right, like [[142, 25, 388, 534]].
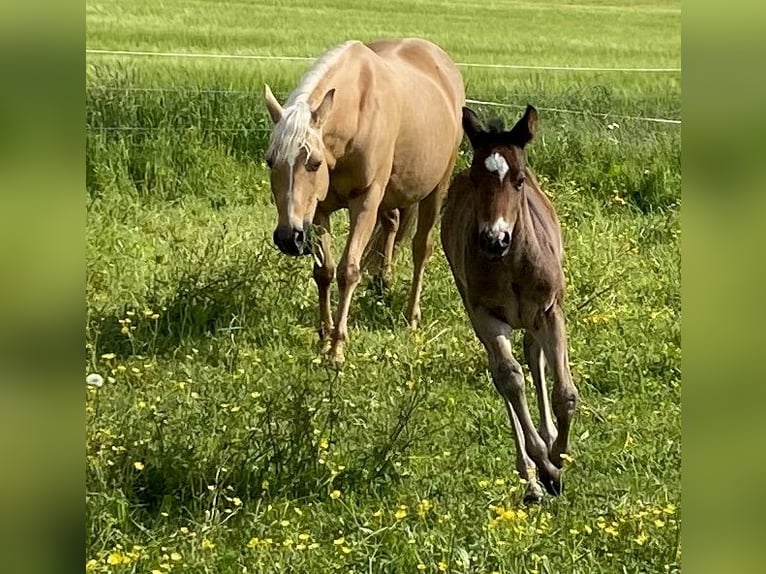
[[499, 231, 511, 248], [294, 229, 305, 245]]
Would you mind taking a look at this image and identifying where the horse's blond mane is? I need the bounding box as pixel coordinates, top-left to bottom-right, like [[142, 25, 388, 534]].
[[267, 40, 358, 166]]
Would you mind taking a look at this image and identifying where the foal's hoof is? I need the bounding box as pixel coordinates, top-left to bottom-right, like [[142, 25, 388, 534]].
[[539, 467, 563, 496], [522, 481, 545, 505]]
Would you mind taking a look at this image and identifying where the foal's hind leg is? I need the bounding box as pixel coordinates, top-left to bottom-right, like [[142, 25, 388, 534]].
[[406, 187, 445, 329], [524, 331, 558, 452], [535, 304, 579, 468]]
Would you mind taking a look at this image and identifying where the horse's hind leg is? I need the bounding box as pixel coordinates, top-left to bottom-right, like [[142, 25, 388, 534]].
[[372, 208, 400, 292], [524, 331, 558, 452], [406, 186, 446, 329]]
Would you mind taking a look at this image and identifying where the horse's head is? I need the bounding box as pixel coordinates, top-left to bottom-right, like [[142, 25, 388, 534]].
[[263, 85, 335, 256], [462, 105, 538, 260]]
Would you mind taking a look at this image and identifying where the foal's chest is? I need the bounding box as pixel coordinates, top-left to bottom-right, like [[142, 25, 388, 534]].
[[465, 258, 558, 330]]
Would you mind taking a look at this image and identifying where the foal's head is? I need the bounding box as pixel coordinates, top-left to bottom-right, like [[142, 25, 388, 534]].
[[263, 85, 335, 256], [462, 105, 538, 259]]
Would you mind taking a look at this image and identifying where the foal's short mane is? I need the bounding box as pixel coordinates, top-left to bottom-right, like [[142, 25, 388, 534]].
[[266, 40, 357, 165]]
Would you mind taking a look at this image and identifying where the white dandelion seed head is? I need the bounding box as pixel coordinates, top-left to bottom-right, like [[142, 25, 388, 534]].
[[86, 373, 104, 387]]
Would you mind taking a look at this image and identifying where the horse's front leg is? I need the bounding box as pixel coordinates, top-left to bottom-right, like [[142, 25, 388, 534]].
[[311, 209, 335, 350], [329, 186, 384, 363]]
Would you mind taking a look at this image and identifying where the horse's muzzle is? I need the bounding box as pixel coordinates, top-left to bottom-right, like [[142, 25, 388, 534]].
[[273, 225, 310, 256], [479, 229, 511, 259]]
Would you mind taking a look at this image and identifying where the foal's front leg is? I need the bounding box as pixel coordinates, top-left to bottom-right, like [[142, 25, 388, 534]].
[[329, 186, 384, 363], [523, 331, 558, 451], [535, 304, 579, 468], [469, 305, 562, 498]]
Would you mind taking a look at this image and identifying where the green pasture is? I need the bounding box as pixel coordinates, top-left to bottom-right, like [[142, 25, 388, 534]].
[[85, 1, 681, 572]]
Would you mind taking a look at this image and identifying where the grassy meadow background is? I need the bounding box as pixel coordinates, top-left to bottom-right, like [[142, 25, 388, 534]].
[[85, 1, 681, 572]]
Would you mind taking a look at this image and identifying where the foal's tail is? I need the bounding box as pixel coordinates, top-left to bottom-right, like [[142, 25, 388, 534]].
[[361, 207, 419, 274]]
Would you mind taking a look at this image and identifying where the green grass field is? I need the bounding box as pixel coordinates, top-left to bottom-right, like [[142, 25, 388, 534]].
[[85, 1, 681, 572]]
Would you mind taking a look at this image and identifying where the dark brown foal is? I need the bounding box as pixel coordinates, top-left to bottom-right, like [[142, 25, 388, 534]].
[[440, 105, 579, 503]]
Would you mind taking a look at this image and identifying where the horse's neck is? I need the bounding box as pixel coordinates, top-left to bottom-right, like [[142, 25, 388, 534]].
[[311, 50, 368, 162]]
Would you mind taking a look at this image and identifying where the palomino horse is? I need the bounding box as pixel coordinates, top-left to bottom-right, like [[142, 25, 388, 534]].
[[440, 105, 579, 503], [263, 38, 465, 362]]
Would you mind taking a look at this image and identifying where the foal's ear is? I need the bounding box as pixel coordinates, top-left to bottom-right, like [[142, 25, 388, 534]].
[[311, 88, 336, 128], [264, 84, 284, 124], [508, 104, 538, 147], [462, 107, 485, 148]]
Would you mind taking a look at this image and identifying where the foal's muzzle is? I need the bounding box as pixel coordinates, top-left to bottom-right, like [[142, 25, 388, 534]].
[[273, 224, 310, 256], [479, 229, 512, 259]]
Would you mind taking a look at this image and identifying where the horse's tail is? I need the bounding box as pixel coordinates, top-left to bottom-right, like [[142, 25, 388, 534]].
[[361, 206, 419, 274]]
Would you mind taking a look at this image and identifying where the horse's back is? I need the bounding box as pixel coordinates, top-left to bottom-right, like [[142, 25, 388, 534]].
[[361, 38, 465, 205], [366, 38, 464, 108]]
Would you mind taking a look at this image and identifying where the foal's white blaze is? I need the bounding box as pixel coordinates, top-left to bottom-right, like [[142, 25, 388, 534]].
[[484, 152, 509, 182]]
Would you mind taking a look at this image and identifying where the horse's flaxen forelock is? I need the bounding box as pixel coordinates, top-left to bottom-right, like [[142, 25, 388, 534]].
[[266, 99, 321, 166], [267, 40, 357, 167]]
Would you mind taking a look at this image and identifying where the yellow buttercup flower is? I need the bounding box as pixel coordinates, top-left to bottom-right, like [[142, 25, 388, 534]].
[[330, 490, 341, 500], [133, 461, 145, 471], [394, 508, 407, 520], [106, 552, 131, 565]]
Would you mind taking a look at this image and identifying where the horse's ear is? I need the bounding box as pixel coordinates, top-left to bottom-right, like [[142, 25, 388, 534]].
[[507, 104, 538, 147], [312, 88, 335, 128], [264, 84, 283, 124], [462, 107, 485, 148]]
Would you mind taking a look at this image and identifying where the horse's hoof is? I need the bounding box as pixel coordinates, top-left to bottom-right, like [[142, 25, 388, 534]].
[[328, 344, 346, 364]]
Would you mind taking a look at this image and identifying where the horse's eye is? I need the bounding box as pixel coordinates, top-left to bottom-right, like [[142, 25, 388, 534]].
[[306, 157, 322, 172], [515, 176, 526, 190], [265, 158, 274, 169]]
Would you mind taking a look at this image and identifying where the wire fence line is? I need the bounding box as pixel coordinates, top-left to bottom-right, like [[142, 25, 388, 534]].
[[86, 88, 682, 126], [464, 98, 681, 125], [86, 51, 681, 127], [86, 48, 682, 73]]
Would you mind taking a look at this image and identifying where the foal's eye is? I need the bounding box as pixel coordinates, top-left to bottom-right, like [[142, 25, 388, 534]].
[[265, 158, 274, 169], [514, 175, 526, 190], [305, 157, 322, 172]]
